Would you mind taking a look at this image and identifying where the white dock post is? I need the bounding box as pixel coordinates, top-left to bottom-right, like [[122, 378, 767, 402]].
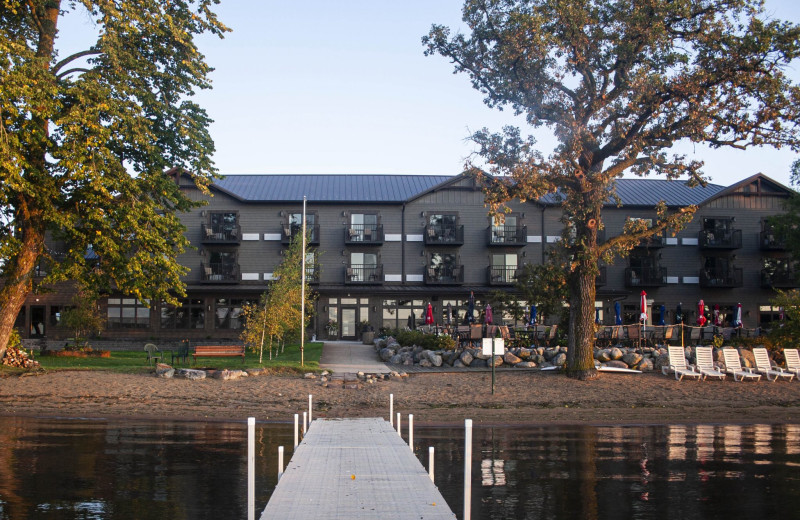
[[428, 446, 435, 482], [389, 393, 394, 426], [303, 411, 307, 434], [397, 413, 401, 436], [278, 446, 284, 480], [464, 419, 473, 520], [247, 417, 255, 520], [294, 414, 299, 448], [409, 414, 414, 451], [308, 394, 313, 424]]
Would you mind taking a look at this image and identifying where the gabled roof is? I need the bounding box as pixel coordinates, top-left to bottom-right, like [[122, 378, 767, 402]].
[[538, 178, 727, 207], [698, 172, 794, 206], [211, 174, 451, 203]]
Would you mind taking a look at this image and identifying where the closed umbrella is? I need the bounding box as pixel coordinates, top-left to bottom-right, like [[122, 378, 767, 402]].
[[595, 307, 600, 324], [734, 303, 743, 328], [529, 304, 537, 326], [659, 305, 666, 326], [425, 303, 434, 325], [407, 312, 416, 330], [697, 300, 707, 327], [467, 292, 475, 323], [676, 302, 683, 324], [614, 301, 622, 325], [485, 303, 493, 324], [713, 304, 721, 326], [640, 290, 648, 331], [446, 303, 453, 325]]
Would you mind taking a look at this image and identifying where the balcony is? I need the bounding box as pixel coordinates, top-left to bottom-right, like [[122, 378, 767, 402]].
[[624, 267, 668, 287], [595, 266, 607, 287], [761, 267, 798, 289], [305, 266, 320, 285], [424, 264, 464, 285], [344, 264, 383, 285], [281, 224, 320, 245], [699, 267, 743, 288], [634, 231, 665, 249], [487, 266, 521, 286], [202, 223, 241, 245], [344, 224, 384, 245], [200, 262, 240, 284], [424, 224, 464, 246], [760, 230, 786, 251], [698, 229, 742, 249], [487, 225, 527, 246]]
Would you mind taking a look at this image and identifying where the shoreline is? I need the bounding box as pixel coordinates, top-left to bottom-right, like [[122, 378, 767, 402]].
[[2, 369, 800, 426]]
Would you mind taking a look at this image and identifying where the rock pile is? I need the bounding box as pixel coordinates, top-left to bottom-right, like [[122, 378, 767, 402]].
[[305, 370, 400, 389], [1, 346, 40, 369]]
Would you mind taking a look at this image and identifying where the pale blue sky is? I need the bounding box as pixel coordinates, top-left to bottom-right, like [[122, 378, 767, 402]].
[[61, 1, 800, 187]]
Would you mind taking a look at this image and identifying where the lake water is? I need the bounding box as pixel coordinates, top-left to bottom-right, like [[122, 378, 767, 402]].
[[0, 417, 799, 519]]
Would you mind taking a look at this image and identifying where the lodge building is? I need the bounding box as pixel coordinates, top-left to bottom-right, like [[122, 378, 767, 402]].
[[15, 172, 797, 343]]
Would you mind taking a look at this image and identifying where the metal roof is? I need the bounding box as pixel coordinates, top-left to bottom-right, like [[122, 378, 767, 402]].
[[539, 178, 726, 207], [213, 174, 452, 203]]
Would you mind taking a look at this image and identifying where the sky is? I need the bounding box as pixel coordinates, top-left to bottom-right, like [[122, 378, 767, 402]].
[[60, 1, 800, 187]]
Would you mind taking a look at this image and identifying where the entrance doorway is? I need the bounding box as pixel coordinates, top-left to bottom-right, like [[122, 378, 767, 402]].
[[340, 307, 357, 340], [30, 306, 45, 337]]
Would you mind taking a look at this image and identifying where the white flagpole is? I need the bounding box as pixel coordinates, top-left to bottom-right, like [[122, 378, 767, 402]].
[[301, 196, 307, 366]]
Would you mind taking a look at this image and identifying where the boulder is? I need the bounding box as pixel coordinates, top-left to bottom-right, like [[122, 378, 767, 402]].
[[471, 359, 488, 368], [155, 363, 174, 379], [379, 348, 395, 362], [543, 348, 558, 361], [304, 372, 316, 379], [517, 348, 532, 360], [636, 358, 654, 372], [429, 354, 443, 367], [653, 353, 670, 372], [622, 352, 643, 367], [419, 359, 433, 368], [610, 347, 624, 360], [553, 353, 567, 367], [515, 361, 537, 368], [176, 368, 207, 380], [739, 348, 756, 369], [459, 350, 474, 366], [503, 351, 522, 365], [596, 349, 611, 362], [602, 360, 629, 369], [390, 354, 403, 364], [453, 359, 466, 368], [489, 356, 503, 367]]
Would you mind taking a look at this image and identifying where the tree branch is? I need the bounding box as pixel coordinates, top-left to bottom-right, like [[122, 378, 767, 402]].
[[52, 49, 100, 74]]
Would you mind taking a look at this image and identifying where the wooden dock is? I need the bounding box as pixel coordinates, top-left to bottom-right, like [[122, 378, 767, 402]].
[[260, 417, 456, 519]]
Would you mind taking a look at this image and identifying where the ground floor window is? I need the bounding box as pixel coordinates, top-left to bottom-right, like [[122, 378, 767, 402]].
[[107, 298, 150, 329], [382, 299, 427, 330], [215, 298, 251, 329], [759, 305, 784, 327], [161, 298, 206, 329]]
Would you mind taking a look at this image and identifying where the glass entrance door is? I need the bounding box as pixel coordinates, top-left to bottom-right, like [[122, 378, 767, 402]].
[[340, 308, 357, 340], [30, 306, 45, 337]]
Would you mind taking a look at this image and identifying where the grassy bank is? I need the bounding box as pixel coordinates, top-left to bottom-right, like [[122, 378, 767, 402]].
[[3, 342, 323, 374]]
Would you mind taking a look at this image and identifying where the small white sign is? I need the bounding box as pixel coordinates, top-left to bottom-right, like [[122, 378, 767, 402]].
[[482, 338, 504, 356]]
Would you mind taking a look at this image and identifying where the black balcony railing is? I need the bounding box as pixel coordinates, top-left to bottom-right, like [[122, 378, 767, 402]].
[[595, 266, 607, 286], [202, 223, 241, 244], [698, 229, 742, 249], [281, 223, 320, 245], [760, 230, 786, 251], [305, 266, 320, 284], [624, 267, 667, 287], [699, 267, 743, 288], [487, 266, 520, 285], [345, 264, 383, 284], [344, 224, 384, 245], [424, 264, 464, 285], [201, 262, 240, 283], [761, 267, 798, 289], [424, 224, 464, 245], [634, 231, 665, 248], [487, 225, 527, 246]]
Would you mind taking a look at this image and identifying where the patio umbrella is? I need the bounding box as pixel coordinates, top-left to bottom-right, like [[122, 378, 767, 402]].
[[659, 305, 666, 326], [529, 304, 537, 326], [467, 291, 475, 323], [595, 307, 600, 324], [640, 290, 648, 331], [614, 301, 622, 325], [676, 302, 683, 324], [697, 300, 707, 327], [407, 312, 416, 330], [713, 304, 721, 326], [734, 303, 743, 328], [446, 303, 453, 325], [485, 304, 493, 324], [425, 303, 434, 326]]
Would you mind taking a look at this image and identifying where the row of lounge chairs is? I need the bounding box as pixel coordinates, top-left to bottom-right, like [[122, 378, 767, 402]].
[[662, 346, 799, 382]]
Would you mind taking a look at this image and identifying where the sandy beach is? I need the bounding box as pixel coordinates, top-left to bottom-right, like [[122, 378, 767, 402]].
[[2, 369, 800, 425]]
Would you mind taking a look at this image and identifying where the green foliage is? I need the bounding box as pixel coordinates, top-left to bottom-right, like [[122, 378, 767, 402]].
[[514, 260, 569, 327], [0, 1, 229, 358], [387, 329, 456, 351], [424, 0, 800, 377], [767, 289, 800, 349], [60, 290, 104, 350]]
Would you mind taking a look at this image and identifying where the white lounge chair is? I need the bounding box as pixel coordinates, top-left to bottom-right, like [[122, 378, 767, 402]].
[[753, 347, 795, 382], [694, 346, 725, 380], [785, 349, 800, 379], [721, 349, 761, 382], [662, 346, 702, 381]]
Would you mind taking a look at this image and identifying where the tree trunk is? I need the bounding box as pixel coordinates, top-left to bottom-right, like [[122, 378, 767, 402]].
[[0, 225, 44, 359], [566, 265, 599, 380]]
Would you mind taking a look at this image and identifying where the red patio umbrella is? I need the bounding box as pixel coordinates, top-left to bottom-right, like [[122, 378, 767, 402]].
[[697, 299, 707, 327], [713, 304, 721, 326], [425, 303, 434, 325], [640, 290, 648, 331], [485, 304, 493, 324]]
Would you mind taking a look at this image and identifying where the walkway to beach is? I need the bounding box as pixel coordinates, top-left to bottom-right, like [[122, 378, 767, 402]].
[[319, 340, 390, 374], [260, 417, 455, 519]]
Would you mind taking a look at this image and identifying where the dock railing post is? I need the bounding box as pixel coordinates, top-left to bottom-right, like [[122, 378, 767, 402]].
[[428, 446, 435, 482], [409, 414, 414, 452], [278, 446, 284, 480], [294, 414, 299, 448], [389, 393, 394, 426], [308, 394, 313, 424], [303, 411, 307, 434], [247, 417, 255, 520], [397, 413, 401, 436], [464, 419, 472, 520]]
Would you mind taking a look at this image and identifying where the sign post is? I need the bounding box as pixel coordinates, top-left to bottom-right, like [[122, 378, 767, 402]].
[[482, 333, 504, 395]]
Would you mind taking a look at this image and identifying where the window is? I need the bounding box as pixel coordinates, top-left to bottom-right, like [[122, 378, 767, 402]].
[[491, 215, 519, 243], [349, 213, 378, 241], [759, 305, 784, 327], [428, 252, 459, 282], [426, 213, 462, 244], [208, 212, 238, 240], [49, 306, 66, 327], [382, 299, 426, 330], [107, 298, 150, 329], [208, 250, 237, 277], [349, 252, 378, 281], [161, 298, 205, 329], [491, 253, 519, 283], [214, 298, 251, 329]]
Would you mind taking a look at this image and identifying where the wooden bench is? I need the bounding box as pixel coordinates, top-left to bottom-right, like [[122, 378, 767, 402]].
[[192, 345, 245, 364]]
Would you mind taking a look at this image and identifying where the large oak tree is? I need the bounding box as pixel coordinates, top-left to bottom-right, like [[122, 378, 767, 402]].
[[0, 1, 227, 358], [425, 0, 800, 379]]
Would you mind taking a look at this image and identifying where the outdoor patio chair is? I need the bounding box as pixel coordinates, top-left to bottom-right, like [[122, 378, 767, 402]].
[[171, 342, 190, 365], [753, 347, 795, 382], [784, 349, 800, 378], [694, 346, 726, 380], [144, 343, 161, 366], [545, 325, 558, 347], [721, 349, 761, 382], [689, 326, 701, 343], [662, 346, 702, 381]]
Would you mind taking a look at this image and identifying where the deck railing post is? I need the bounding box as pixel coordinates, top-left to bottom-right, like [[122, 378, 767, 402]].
[[247, 417, 255, 520], [409, 414, 414, 451], [278, 446, 284, 480], [389, 393, 394, 426], [303, 411, 307, 434], [397, 413, 401, 436], [428, 446, 435, 482], [294, 414, 299, 448], [308, 394, 313, 424], [464, 419, 472, 520]]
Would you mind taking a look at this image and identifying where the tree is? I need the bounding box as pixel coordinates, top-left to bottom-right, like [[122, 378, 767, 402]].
[[515, 259, 569, 327], [0, 2, 228, 359], [424, 0, 800, 379], [60, 289, 103, 350]]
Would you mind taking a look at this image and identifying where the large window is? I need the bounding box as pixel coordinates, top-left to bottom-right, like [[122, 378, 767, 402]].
[[161, 298, 205, 329], [349, 252, 378, 281], [349, 213, 378, 241], [382, 299, 427, 330], [490, 253, 519, 283], [491, 215, 519, 244], [428, 252, 459, 282], [215, 298, 251, 329], [107, 298, 150, 329]]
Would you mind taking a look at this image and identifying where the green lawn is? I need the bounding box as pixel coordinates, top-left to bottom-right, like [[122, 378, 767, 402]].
[[3, 342, 323, 374]]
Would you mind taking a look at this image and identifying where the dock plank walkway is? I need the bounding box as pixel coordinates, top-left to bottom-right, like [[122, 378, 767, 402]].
[[260, 417, 456, 519]]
